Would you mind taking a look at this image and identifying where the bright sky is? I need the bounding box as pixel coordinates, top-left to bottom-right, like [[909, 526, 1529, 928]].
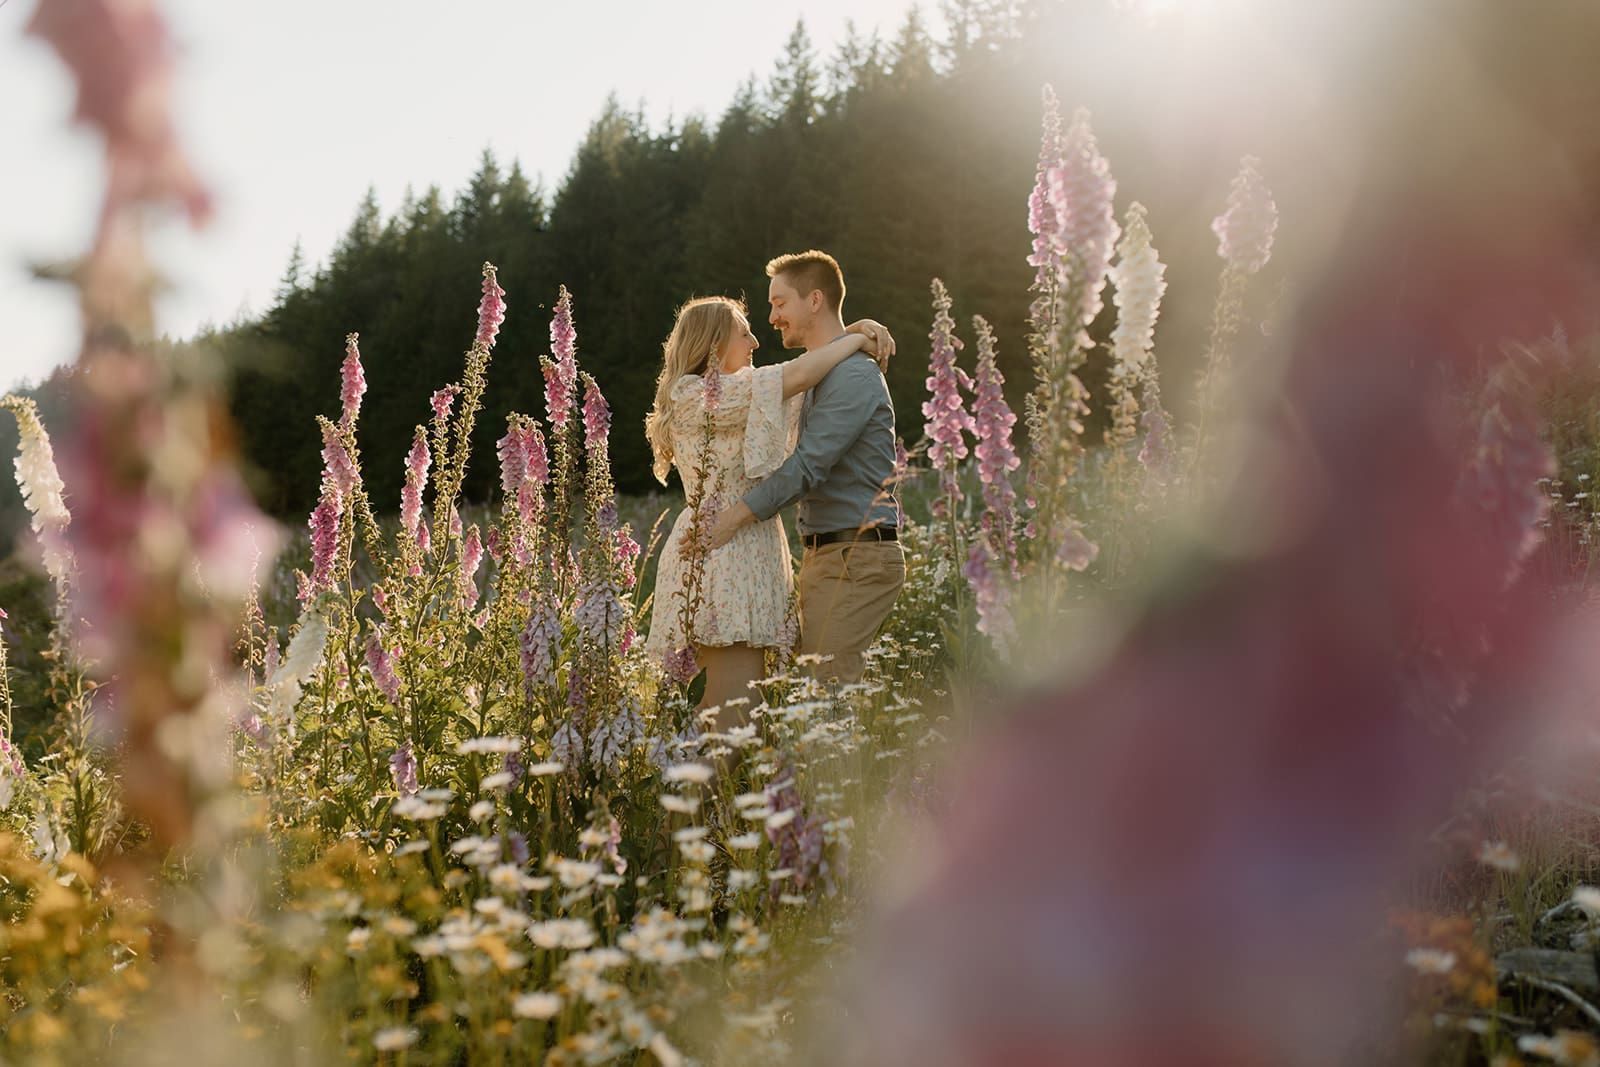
[[0, 0, 926, 393]]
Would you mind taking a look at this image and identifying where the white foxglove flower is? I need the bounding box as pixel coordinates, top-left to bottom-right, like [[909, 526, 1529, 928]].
[[1109, 202, 1168, 376], [4, 396, 73, 590]]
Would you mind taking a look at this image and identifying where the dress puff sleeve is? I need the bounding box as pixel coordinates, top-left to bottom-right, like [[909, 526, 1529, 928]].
[[669, 367, 799, 480], [742, 364, 801, 479]]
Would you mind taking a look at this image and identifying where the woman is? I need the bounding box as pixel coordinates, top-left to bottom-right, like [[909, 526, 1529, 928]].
[[643, 295, 890, 735]]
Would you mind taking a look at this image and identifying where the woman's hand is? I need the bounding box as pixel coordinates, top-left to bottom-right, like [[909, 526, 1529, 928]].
[[846, 319, 897, 371]]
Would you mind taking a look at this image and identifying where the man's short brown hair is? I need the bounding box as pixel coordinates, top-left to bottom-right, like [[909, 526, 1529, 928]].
[[765, 250, 846, 314]]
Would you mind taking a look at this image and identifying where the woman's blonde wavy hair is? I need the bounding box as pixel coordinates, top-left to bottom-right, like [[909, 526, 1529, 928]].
[[645, 295, 745, 485]]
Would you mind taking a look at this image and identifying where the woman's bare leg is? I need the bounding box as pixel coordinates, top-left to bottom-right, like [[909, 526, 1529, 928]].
[[695, 642, 767, 735]]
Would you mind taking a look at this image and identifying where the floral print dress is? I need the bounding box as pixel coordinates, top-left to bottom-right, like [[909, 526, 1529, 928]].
[[644, 364, 801, 664]]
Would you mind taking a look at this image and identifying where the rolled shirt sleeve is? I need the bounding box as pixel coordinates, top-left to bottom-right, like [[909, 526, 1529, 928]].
[[743, 356, 880, 523]]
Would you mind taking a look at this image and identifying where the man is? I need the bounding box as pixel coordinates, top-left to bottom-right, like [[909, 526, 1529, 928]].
[[708, 250, 905, 684]]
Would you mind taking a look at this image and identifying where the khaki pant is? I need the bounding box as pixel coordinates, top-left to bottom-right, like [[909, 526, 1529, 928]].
[[796, 540, 906, 683]]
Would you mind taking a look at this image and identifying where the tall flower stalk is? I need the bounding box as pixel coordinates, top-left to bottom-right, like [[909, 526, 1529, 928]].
[[1022, 90, 1116, 590], [1192, 156, 1278, 470], [924, 279, 974, 524], [970, 315, 1020, 577], [1103, 201, 1170, 576], [2, 396, 75, 607], [542, 286, 581, 595]]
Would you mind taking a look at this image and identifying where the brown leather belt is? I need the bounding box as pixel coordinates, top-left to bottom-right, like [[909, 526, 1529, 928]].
[[801, 526, 899, 550]]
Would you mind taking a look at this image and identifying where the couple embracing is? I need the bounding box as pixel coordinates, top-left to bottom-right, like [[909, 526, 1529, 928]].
[[643, 250, 904, 733]]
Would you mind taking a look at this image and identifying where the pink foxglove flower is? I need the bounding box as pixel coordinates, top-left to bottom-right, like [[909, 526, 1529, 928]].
[[1108, 202, 1168, 377], [26, 0, 212, 226], [541, 358, 569, 431], [389, 741, 418, 797], [430, 386, 458, 428], [1048, 107, 1121, 331], [338, 332, 366, 431], [663, 646, 699, 685], [524, 420, 550, 484], [971, 316, 1020, 567], [305, 482, 340, 598], [588, 702, 643, 776], [497, 419, 527, 496], [475, 262, 507, 351], [401, 427, 429, 543], [551, 285, 578, 393], [366, 633, 402, 704], [575, 580, 625, 652], [1027, 84, 1065, 287], [962, 538, 1014, 656], [1212, 156, 1279, 275], [461, 524, 483, 610], [520, 602, 562, 699], [551, 720, 585, 766], [319, 420, 358, 502], [702, 360, 722, 413], [3, 396, 75, 591], [923, 279, 975, 518], [611, 527, 642, 590], [581, 373, 611, 452]]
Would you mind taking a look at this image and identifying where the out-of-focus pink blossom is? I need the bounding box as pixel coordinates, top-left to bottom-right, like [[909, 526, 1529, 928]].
[[1212, 156, 1279, 275], [26, 0, 212, 226], [339, 332, 366, 431], [1054, 520, 1098, 572], [475, 262, 506, 351]]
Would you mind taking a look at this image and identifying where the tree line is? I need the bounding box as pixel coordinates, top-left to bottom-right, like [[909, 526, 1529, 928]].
[[7, 0, 1279, 541]]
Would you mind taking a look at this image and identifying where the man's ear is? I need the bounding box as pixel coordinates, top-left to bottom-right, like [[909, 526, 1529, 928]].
[[808, 290, 824, 314]]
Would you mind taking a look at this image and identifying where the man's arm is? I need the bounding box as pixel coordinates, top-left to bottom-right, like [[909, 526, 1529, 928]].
[[709, 357, 882, 548]]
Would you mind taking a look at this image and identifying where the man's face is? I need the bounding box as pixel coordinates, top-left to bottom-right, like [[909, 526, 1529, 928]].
[[767, 273, 815, 350]]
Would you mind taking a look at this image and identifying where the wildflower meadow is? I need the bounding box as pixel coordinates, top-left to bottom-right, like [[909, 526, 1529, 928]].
[[8, 2, 1600, 1065]]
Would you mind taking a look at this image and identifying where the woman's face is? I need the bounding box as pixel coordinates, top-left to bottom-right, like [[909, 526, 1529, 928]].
[[717, 312, 759, 374]]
